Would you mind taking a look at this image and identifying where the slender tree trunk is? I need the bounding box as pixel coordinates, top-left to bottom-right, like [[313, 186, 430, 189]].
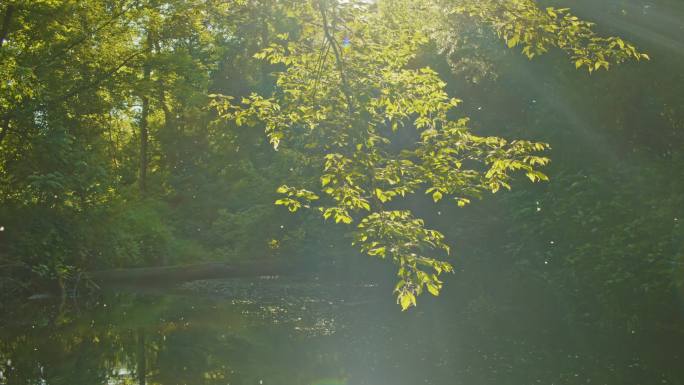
[[0, 114, 9, 144], [153, 40, 173, 131], [139, 98, 149, 193], [137, 329, 146, 385], [139, 33, 152, 194], [0, 5, 14, 145], [0, 4, 14, 50], [152, 42, 174, 269]]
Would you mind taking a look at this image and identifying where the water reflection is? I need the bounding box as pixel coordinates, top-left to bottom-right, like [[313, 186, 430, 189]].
[[0, 277, 680, 385]]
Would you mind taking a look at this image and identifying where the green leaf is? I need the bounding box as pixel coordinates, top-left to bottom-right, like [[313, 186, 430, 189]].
[[432, 190, 443, 202], [507, 35, 520, 48], [399, 291, 416, 311], [376, 188, 388, 203], [427, 283, 440, 296], [321, 175, 332, 187]]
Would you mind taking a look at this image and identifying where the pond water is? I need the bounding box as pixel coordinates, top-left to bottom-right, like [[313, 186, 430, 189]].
[[1, 276, 681, 385]]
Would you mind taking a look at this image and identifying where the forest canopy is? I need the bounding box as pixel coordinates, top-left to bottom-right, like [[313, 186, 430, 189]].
[[0, 0, 653, 310]]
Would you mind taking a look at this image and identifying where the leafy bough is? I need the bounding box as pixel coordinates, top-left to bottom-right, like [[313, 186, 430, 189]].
[[211, 0, 557, 310], [266, 123, 550, 310]]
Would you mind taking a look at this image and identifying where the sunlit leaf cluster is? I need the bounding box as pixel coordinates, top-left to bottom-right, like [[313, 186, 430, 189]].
[[213, 0, 551, 309], [452, 0, 649, 72]]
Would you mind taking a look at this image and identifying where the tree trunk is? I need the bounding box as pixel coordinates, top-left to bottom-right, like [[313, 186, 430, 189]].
[[0, 114, 9, 144], [0, 5, 14, 145], [0, 4, 14, 50], [137, 329, 146, 385], [139, 32, 152, 194]]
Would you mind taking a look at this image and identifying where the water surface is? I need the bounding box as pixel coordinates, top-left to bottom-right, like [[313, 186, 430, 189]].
[[1, 276, 680, 385]]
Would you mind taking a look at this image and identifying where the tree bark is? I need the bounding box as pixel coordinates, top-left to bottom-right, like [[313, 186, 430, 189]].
[[153, 41, 173, 134], [137, 329, 146, 385], [139, 32, 152, 194], [0, 5, 15, 145], [0, 4, 14, 50], [0, 114, 9, 144]]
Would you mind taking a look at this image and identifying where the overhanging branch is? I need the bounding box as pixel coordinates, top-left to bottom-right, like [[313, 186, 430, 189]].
[[318, 0, 354, 117]]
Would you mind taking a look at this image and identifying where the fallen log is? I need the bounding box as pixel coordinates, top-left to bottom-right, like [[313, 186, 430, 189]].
[[89, 260, 289, 286]]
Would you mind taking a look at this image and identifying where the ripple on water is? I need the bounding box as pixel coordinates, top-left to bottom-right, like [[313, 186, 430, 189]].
[[179, 277, 380, 336]]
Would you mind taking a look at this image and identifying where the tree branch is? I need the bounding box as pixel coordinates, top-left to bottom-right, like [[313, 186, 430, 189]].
[[61, 50, 143, 102], [0, 49, 141, 145], [318, 0, 354, 117], [34, 0, 140, 72]]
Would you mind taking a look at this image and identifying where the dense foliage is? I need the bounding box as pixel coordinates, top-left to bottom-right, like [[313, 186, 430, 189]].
[[0, 0, 680, 334]]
